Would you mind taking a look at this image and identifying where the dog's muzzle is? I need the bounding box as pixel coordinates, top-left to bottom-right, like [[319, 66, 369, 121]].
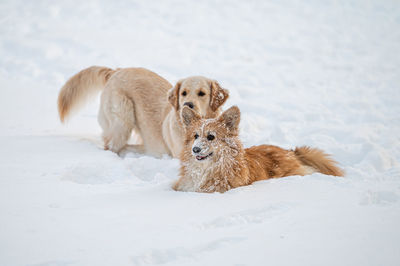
[[192, 143, 212, 160], [184, 102, 194, 109]]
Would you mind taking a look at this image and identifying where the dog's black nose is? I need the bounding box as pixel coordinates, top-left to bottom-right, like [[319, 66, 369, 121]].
[[184, 102, 194, 109], [192, 147, 201, 153]]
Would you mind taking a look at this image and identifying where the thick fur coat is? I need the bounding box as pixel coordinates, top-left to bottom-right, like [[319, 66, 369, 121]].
[[173, 106, 344, 193]]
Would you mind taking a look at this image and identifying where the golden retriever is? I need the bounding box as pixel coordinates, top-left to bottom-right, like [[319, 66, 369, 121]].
[[173, 106, 344, 193], [57, 66, 229, 157]]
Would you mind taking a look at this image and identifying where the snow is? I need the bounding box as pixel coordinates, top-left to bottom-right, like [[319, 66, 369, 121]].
[[1, 0, 400, 265]]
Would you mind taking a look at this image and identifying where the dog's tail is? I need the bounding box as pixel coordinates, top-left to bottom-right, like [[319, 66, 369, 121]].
[[294, 146, 344, 177], [57, 66, 116, 123]]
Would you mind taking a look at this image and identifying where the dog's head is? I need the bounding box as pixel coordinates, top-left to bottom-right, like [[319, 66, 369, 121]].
[[168, 76, 229, 118], [180, 105, 241, 163]]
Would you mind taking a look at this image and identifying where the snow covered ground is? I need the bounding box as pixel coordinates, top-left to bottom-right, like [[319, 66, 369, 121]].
[[1, 0, 400, 265]]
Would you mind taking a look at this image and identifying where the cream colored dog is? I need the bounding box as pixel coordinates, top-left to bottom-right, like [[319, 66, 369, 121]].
[[57, 66, 229, 157]]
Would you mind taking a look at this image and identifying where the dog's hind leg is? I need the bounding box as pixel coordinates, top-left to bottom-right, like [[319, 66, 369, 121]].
[[101, 90, 137, 154], [98, 100, 111, 149]]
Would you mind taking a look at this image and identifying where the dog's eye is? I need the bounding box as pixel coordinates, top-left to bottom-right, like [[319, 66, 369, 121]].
[[198, 91, 205, 96], [194, 133, 199, 139], [182, 91, 187, 96], [207, 134, 215, 141]]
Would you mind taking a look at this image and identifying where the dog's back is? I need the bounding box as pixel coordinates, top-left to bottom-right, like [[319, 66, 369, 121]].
[[245, 145, 344, 182], [245, 145, 308, 182]]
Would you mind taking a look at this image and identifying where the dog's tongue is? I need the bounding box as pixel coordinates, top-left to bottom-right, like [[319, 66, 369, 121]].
[[196, 155, 206, 160]]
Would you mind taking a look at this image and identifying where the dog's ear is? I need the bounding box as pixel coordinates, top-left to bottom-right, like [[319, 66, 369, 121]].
[[168, 80, 182, 110], [209, 80, 229, 112], [218, 106, 240, 133], [181, 106, 201, 127]]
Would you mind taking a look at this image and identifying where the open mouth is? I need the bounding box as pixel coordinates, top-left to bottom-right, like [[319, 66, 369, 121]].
[[195, 152, 213, 161]]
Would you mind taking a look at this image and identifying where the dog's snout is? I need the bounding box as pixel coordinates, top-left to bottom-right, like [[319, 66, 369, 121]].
[[192, 147, 201, 153], [184, 102, 194, 109]]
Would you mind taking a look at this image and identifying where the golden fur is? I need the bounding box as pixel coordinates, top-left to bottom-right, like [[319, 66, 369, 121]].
[[173, 106, 344, 193], [57, 66, 229, 157]]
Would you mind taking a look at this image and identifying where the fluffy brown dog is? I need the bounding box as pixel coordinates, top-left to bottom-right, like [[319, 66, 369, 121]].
[[57, 66, 229, 157], [173, 106, 344, 193]]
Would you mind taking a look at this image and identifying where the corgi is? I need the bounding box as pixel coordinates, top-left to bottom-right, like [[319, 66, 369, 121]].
[[173, 106, 344, 193]]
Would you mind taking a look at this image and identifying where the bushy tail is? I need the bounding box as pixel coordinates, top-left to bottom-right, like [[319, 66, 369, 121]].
[[294, 146, 344, 177], [57, 66, 116, 123]]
